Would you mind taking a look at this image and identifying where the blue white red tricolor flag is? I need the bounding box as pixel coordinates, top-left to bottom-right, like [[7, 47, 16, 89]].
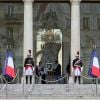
[[3, 49, 15, 78], [88, 49, 100, 78]]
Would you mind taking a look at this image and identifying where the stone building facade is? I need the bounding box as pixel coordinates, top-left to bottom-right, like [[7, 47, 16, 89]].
[[0, 0, 100, 83]]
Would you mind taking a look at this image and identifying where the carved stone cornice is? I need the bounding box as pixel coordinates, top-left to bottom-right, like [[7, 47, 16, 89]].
[[70, 0, 81, 4], [23, 0, 34, 3]]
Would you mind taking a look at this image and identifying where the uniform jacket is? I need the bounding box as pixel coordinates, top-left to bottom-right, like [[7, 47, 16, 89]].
[[73, 58, 83, 71], [24, 57, 34, 67]]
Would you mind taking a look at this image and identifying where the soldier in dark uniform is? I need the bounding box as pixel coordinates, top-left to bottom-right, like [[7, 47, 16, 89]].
[[73, 54, 83, 84], [24, 50, 34, 84]]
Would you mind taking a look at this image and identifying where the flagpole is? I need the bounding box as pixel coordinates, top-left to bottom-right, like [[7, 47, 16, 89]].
[[96, 78, 98, 95]]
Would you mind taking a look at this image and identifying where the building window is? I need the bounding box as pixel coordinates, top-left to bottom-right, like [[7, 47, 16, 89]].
[[83, 17, 90, 30], [6, 27, 15, 47], [97, 18, 100, 30], [7, 6, 14, 19]]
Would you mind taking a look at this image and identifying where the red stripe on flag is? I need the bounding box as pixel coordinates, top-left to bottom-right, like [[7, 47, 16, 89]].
[[91, 66, 100, 77], [6, 66, 15, 78]]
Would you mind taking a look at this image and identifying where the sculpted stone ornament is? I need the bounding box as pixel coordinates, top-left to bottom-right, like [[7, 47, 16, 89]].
[[41, 42, 61, 68], [38, 30, 61, 68]]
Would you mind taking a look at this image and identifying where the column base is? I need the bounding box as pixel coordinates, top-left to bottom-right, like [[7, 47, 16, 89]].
[[68, 76, 74, 84], [21, 76, 25, 84]]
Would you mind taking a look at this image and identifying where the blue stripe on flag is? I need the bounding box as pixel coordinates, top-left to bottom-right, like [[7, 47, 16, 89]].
[[3, 49, 9, 75], [88, 49, 96, 77]]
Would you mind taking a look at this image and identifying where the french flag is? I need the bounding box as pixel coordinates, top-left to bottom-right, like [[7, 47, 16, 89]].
[[4, 49, 15, 78], [88, 49, 100, 78]]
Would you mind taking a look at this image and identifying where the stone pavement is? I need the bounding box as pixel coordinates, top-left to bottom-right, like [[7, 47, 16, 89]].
[[0, 84, 100, 99]]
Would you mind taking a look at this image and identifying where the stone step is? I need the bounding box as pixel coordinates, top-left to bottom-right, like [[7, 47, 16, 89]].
[[0, 84, 100, 99]]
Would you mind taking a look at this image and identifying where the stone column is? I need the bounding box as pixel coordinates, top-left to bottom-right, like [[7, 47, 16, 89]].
[[23, 0, 34, 59], [23, 0, 34, 84], [70, 0, 81, 83]]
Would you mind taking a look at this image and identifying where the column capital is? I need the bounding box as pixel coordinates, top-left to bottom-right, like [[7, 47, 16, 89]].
[[23, 0, 34, 3], [70, 0, 81, 4]]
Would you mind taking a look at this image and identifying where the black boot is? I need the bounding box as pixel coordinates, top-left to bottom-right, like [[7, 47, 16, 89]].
[[26, 76, 28, 84], [30, 76, 32, 84], [78, 76, 81, 84], [74, 76, 77, 83]]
